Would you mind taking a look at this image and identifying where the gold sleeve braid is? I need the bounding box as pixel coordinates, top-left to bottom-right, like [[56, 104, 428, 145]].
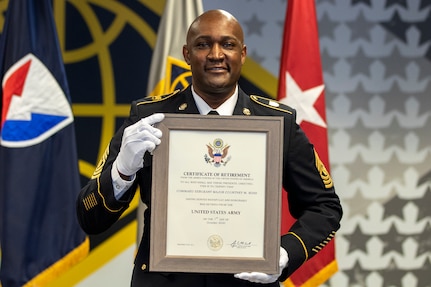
[[312, 231, 336, 253], [91, 144, 110, 179], [82, 193, 98, 211]]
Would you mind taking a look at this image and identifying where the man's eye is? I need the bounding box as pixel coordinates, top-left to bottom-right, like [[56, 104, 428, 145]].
[[223, 42, 234, 49], [197, 42, 210, 48]]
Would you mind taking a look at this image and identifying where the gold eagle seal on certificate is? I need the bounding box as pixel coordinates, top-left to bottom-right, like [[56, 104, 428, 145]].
[[207, 234, 223, 251], [204, 138, 231, 166]]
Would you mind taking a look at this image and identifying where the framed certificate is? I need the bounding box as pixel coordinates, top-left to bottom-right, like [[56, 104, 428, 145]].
[[150, 114, 283, 274]]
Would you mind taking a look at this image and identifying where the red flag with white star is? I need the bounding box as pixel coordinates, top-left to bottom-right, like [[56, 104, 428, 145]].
[[277, 0, 337, 286]]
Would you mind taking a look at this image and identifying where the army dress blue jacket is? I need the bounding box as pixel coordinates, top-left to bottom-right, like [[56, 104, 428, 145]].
[[76, 86, 342, 286]]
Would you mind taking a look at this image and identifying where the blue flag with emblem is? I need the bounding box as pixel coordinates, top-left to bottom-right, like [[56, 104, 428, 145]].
[[0, 0, 88, 286]]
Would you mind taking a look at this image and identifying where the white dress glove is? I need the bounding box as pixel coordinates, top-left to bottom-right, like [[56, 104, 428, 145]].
[[115, 113, 165, 176], [234, 247, 288, 284]]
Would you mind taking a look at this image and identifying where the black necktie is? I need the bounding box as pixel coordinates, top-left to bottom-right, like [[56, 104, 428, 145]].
[[207, 110, 219, 115]]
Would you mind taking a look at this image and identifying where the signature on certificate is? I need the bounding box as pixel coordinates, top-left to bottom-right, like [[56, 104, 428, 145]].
[[230, 240, 252, 249]]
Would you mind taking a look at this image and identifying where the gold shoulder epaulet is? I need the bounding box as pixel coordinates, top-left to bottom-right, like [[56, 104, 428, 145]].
[[250, 95, 292, 114], [137, 89, 181, 106]]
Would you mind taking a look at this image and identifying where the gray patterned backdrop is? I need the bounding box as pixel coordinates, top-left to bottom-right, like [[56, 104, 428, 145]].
[[205, 0, 431, 286]]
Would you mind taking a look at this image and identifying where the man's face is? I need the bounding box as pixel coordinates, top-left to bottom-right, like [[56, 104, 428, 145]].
[[183, 13, 246, 96]]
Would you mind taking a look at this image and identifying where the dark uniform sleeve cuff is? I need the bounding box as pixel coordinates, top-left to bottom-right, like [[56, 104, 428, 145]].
[[99, 168, 133, 212], [279, 232, 308, 281]]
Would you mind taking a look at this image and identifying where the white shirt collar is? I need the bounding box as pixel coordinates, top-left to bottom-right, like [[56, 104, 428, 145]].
[[191, 85, 238, 116]]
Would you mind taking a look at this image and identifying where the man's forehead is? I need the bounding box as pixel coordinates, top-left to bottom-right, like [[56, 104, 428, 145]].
[[188, 19, 243, 43], [193, 34, 238, 41]]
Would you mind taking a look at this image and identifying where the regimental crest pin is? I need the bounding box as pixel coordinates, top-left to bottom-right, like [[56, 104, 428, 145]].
[[204, 138, 231, 166]]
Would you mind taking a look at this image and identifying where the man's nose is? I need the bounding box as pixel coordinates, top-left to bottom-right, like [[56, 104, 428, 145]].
[[207, 44, 224, 60]]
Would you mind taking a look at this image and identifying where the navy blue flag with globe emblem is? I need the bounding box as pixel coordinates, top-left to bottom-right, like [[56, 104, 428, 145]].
[[0, 0, 88, 286], [165, 57, 193, 93]]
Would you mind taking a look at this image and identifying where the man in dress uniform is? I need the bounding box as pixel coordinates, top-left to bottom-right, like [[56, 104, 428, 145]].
[[77, 9, 342, 287]]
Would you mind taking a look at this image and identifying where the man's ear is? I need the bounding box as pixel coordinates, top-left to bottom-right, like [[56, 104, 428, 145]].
[[183, 45, 190, 65], [241, 44, 247, 65]]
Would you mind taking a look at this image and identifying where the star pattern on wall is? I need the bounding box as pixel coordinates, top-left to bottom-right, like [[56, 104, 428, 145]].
[[346, 12, 376, 41], [342, 190, 377, 218], [377, 259, 407, 286], [315, 0, 431, 285], [385, 0, 408, 9], [411, 258, 431, 287], [380, 10, 412, 42], [351, 0, 372, 7], [344, 154, 376, 183], [382, 194, 407, 219], [343, 260, 372, 286], [377, 224, 409, 254], [243, 13, 265, 36], [413, 222, 431, 254], [343, 225, 371, 253]]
